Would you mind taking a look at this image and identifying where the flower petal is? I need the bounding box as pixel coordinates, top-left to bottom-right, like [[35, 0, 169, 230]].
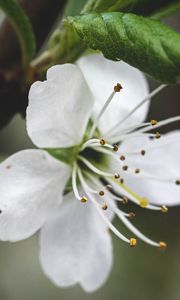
[[109, 131, 180, 206], [77, 54, 149, 136], [0, 150, 71, 241], [27, 64, 94, 148], [40, 192, 113, 292]]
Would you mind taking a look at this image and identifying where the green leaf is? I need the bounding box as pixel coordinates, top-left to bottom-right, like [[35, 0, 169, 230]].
[[82, 0, 138, 13], [0, 0, 36, 65], [70, 12, 180, 83]]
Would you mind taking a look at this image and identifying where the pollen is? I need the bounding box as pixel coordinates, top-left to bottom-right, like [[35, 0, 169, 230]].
[[159, 241, 167, 250], [81, 196, 88, 203], [130, 238, 137, 248], [100, 138, 106, 145], [128, 212, 136, 219], [140, 198, 149, 208], [114, 83, 123, 93], [161, 205, 168, 213], [150, 119, 158, 126], [155, 132, 161, 139], [99, 190, 105, 196], [120, 155, 126, 161], [141, 150, 146, 156], [102, 202, 108, 210], [114, 173, 120, 179], [113, 144, 119, 152]]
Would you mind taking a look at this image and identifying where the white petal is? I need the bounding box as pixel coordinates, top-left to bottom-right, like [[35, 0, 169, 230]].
[[77, 54, 149, 136], [0, 150, 71, 241], [109, 131, 180, 206], [40, 192, 113, 292], [27, 64, 94, 148]]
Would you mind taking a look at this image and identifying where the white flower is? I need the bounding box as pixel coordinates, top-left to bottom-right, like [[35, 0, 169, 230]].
[[0, 54, 180, 292]]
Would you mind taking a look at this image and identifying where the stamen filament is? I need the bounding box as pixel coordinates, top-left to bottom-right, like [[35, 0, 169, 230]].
[[77, 155, 113, 177], [72, 163, 82, 201], [137, 115, 180, 134]]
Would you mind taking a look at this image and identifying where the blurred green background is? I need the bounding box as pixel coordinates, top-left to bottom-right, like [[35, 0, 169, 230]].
[[0, 2, 180, 299]]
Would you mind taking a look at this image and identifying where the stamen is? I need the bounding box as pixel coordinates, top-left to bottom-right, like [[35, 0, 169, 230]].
[[89, 84, 122, 138], [120, 155, 126, 161], [81, 197, 88, 203], [128, 212, 136, 219], [137, 115, 180, 134], [161, 205, 168, 213], [100, 138, 106, 145], [159, 241, 167, 250], [105, 84, 167, 137], [99, 190, 105, 196], [175, 180, 180, 185], [80, 138, 101, 151], [130, 238, 137, 248], [150, 119, 158, 126], [102, 202, 108, 210], [72, 163, 86, 202], [78, 155, 113, 177], [155, 132, 161, 139], [141, 150, 146, 156]]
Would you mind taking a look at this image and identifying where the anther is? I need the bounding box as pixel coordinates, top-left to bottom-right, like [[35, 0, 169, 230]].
[[150, 119, 158, 126], [99, 190, 105, 196], [159, 241, 167, 250], [114, 173, 120, 179], [81, 196, 88, 203], [128, 212, 136, 219], [122, 196, 128, 204], [135, 168, 140, 174], [122, 165, 128, 171], [106, 184, 113, 191], [6, 165, 12, 169], [102, 202, 108, 210], [141, 150, 146, 156], [120, 155, 126, 161], [155, 132, 161, 139], [175, 180, 180, 185], [114, 83, 123, 93], [130, 238, 137, 248], [100, 138, 106, 145], [0, 210, 2, 214], [113, 144, 119, 152], [140, 198, 149, 208], [161, 205, 168, 213], [120, 178, 124, 184]]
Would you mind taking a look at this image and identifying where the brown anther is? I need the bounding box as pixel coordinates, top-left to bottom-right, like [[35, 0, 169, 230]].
[[122, 165, 128, 171], [159, 241, 167, 250], [140, 198, 149, 208], [150, 119, 158, 126], [120, 178, 124, 184], [99, 190, 105, 196], [113, 144, 119, 152], [128, 212, 136, 219], [114, 173, 120, 179], [175, 180, 180, 185], [122, 196, 128, 204], [100, 138, 106, 145], [114, 83, 123, 93], [0, 210, 2, 214], [130, 238, 137, 248], [135, 168, 140, 174], [81, 196, 88, 203], [102, 202, 108, 210], [106, 184, 113, 191], [155, 132, 161, 139], [6, 165, 12, 169], [120, 155, 126, 161], [141, 150, 146, 156], [161, 205, 168, 213]]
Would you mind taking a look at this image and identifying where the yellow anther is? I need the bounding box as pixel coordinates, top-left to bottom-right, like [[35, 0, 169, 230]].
[[130, 238, 137, 248], [155, 132, 161, 139], [141, 150, 146, 156], [161, 205, 168, 213], [113, 144, 119, 152], [122, 196, 128, 204], [120, 155, 126, 161], [114, 83, 123, 92], [99, 190, 105, 196], [150, 119, 158, 126], [159, 241, 167, 250], [140, 198, 149, 208], [114, 173, 120, 179], [128, 212, 136, 219], [100, 138, 106, 145], [102, 202, 108, 210], [81, 196, 88, 203]]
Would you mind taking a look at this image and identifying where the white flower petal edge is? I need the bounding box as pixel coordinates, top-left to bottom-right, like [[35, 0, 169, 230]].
[[109, 130, 180, 206], [27, 64, 94, 148], [77, 54, 149, 138], [40, 192, 113, 292], [0, 150, 71, 241]]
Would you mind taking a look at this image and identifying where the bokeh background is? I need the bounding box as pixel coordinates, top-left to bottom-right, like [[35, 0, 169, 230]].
[[0, 1, 180, 299]]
